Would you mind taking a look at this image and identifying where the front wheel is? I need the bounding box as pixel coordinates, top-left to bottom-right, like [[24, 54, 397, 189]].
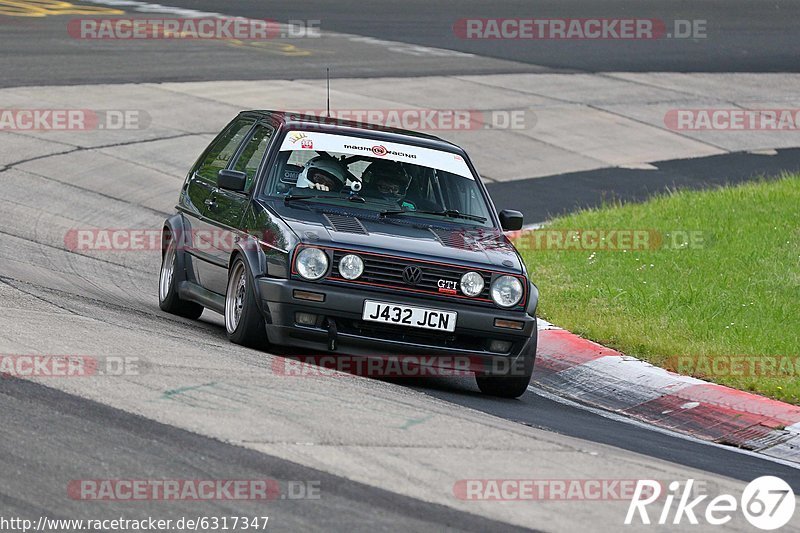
[[475, 331, 536, 398], [475, 371, 533, 398], [225, 257, 267, 348], [159, 236, 204, 319]]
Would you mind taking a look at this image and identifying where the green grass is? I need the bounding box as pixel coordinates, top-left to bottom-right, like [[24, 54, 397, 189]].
[[520, 175, 800, 403]]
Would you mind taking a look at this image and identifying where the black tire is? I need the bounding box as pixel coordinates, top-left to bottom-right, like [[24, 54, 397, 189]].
[[475, 371, 533, 398], [475, 329, 537, 398], [225, 256, 268, 348], [159, 234, 204, 319]]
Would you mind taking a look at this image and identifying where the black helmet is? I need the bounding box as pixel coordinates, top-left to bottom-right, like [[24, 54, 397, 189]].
[[363, 161, 410, 202]]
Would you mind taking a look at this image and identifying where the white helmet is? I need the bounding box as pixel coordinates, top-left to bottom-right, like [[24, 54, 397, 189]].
[[296, 156, 347, 192]]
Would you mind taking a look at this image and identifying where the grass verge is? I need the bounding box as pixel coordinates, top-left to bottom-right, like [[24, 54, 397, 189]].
[[519, 175, 800, 403]]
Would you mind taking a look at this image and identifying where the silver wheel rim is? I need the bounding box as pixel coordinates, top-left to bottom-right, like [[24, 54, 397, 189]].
[[159, 239, 176, 303], [225, 262, 246, 334]]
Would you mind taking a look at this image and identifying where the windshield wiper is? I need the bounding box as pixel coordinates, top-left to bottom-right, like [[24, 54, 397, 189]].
[[284, 192, 365, 203], [284, 192, 338, 202], [380, 208, 487, 223]]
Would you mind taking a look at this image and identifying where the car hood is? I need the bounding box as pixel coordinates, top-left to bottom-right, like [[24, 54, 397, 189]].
[[270, 202, 523, 272]]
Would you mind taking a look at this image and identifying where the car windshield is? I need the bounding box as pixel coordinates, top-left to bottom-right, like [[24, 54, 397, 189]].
[[264, 130, 494, 227]]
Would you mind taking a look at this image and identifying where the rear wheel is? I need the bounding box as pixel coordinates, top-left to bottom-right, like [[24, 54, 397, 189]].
[[225, 257, 267, 348], [159, 235, 204, 319]]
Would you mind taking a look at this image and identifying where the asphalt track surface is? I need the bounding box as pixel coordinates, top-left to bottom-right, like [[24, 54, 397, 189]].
[[487, 148, 800, 223], [1, 378, 531, 532], [0, 123, 798, 529], [2, 2, 800, 532], [2, 0, 799, 88], [160, 0, 800, 72]]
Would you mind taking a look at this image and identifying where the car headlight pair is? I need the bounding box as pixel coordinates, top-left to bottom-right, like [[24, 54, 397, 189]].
[[295, 248, 364, 281], [452, 271, 524, 307], [296, 248, 523, 307]]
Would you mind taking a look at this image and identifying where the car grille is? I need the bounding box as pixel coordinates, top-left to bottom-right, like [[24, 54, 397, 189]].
[[330, 250, 494, 302]]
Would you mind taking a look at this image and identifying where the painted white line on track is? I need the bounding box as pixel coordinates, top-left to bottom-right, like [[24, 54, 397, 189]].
[[617, 162, 658, 170], [529, 385, 800, 471]]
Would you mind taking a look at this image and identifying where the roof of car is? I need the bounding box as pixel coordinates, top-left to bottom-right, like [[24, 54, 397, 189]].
[[241, 110, 464, 153]]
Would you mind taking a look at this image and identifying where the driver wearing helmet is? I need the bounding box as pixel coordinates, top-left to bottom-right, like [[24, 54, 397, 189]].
[[362, 160, 415, 209], [296, 156, 348, 192]]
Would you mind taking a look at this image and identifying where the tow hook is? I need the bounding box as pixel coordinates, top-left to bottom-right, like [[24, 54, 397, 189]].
[[327, 319, 338, 351]]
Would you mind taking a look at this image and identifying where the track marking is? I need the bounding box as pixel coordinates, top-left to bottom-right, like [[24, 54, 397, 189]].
[[81, 0, 474, 59], [0, 0, 122, 17], [225, 39, 316, 57]]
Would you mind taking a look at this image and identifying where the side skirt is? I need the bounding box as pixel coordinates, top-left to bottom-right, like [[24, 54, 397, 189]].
[[178, 281, 225, 314]]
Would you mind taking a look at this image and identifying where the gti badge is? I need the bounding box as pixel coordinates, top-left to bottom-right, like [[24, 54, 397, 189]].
[[438, 279, 459, 295]]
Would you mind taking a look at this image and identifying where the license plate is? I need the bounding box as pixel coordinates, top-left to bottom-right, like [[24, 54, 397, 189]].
[[362, 300, 457, 332]]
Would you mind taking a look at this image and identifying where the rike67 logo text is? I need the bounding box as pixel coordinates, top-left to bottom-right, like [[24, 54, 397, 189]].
[[626, 477, 795, 530]]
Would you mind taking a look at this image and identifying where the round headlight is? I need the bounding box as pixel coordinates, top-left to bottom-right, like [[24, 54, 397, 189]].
[[460, 271, 485, 297], [491, 275, 524, 308], [295, 248, 329, 280], [339, 254, 364, 280]]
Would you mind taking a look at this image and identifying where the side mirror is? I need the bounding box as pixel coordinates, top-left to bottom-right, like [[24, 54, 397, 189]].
[[499, 209, 524, 231], [217, 169, 247, 192]]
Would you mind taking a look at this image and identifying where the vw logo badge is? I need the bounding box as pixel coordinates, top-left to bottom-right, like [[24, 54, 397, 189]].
[[402, 265, 423, 286]]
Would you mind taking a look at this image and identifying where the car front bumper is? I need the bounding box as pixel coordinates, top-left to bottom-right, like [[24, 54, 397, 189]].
[[256, 277, 537, 372]]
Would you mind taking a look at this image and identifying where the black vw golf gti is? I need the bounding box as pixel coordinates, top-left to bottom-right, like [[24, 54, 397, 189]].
[[159, 111, 538, 397]]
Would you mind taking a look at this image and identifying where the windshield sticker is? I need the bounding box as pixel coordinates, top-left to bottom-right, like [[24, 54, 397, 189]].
[[280, 131, 474, 179]]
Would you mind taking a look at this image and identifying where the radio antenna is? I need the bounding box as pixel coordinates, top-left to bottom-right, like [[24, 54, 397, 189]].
[[326, 67, 331, 117]]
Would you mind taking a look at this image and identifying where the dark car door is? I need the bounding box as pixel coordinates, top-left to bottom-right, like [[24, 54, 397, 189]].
[[181, 116, 255, 294], [201, 122, 276, 295]]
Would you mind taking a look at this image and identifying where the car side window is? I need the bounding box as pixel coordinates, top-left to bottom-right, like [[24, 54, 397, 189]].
[[195, 118, 254, 182], [232, 124, 274, 192]]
